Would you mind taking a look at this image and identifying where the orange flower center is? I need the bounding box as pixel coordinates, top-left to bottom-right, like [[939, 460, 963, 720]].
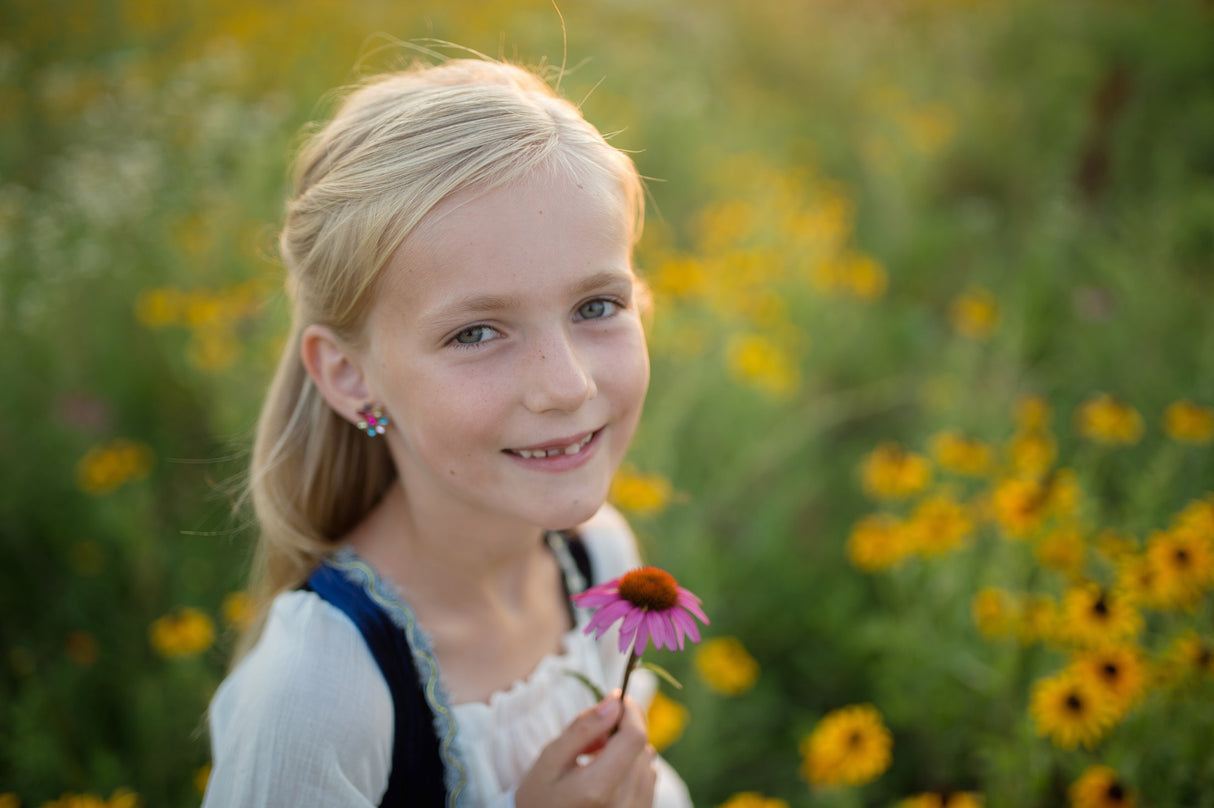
[[618, 567, 680, 611]]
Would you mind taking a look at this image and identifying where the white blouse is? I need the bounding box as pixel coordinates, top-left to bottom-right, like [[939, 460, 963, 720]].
[[203, 506, 693, 807]]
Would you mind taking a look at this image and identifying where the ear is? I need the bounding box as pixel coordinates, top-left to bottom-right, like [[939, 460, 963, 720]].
[[300, 324, 373, 425]]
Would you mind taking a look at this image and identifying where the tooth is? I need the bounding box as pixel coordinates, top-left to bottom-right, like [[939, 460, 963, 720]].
[[519, 450, 533, 459], [564, 443, 579, 455]]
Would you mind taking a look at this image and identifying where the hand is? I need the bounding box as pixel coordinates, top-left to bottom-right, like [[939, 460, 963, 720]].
[[516, 694, 657, 808]]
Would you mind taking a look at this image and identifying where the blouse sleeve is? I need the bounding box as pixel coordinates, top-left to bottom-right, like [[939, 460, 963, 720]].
[[202, 591, 393, 808]]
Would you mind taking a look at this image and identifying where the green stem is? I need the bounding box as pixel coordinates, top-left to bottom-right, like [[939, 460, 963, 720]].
[[615, 647, 641, 732]]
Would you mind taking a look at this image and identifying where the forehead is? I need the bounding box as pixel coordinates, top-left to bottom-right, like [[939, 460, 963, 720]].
[[377, 166, 634, 314]]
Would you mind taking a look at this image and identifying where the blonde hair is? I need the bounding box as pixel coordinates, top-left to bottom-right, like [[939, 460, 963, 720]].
[[237, 58, 644, 656]]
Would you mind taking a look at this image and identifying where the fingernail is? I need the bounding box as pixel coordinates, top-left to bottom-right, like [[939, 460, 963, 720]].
[[596, 699, 618, 718]]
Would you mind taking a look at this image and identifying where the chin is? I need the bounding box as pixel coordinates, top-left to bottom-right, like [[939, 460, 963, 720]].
[[537, 493, 608, 534]]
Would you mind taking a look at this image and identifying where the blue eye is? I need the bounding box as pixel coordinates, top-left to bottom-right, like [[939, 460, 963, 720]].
[[578, 298, 619, 320], [451, 325, 498, 346]]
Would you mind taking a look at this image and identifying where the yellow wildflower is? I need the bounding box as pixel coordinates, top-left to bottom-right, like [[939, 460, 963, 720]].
[[1070, 644, 1147, 716], [609, 467, 674, 518], [847, 514, 911, 571], [1035, 526, 1086, 579], [1075, 394, 1143, 446], [650, 255, 709, 301], [843, 252, 888, 300], [695, 636, 759, 696], [1172, 495, 1214, 538], [904, 493, 973, 557], [1162, 399, 1214, 445], [194, 763, 212, 796], [1014, 394, 1052, 431], [725, 332, 801, 399], [222, 591, 254, 631], [133, 287, 184, 328], [76, 439, 154, 495], [1144, 527, 1214, 609], [149, 607, 216, 658], [860, 442, 932, 501], [972, 588, 1017, 639], [929, 430, 993, 477], [899, 793, 983, 808], [799, 703, 892, 788], [1069, 765, 1136, 808], [990, 477, 1050, 538], [948, 288, 999, 340], [646, 690, 689, 752], [0, 793, 19, 808], [717, 794, 788, 808], [1060, 585, 1142, 647], [1007, 430, 1057, 477], [1030, 671, 1116, 750], [1018, 594, 1062, 646]]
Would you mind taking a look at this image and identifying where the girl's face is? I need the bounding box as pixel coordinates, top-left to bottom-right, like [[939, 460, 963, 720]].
[[361, 165, 649, 534]]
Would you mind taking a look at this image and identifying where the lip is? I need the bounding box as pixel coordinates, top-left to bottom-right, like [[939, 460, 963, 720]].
[[503, 428, 602, 472]]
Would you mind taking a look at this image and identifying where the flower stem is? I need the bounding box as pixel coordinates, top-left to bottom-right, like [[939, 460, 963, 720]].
[[614, 647, 641, 732]]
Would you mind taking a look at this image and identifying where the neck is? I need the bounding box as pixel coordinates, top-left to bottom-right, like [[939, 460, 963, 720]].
[[348, 481, 551, 613]]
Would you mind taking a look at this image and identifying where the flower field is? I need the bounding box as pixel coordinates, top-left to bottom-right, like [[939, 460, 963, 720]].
[[2, 0, 1212, 805]]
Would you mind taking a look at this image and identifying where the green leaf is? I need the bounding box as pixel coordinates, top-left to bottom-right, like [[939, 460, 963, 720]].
[[640, 661, 684, 690], [563, 669, 606, 701]]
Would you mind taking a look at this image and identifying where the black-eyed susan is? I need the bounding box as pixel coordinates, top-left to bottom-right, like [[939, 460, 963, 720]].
[[905, 493, 974, 557], [860, 442, 932, 501], [717, 793, 789, 808], [1162, 399, 1214, 445], [799, 703, 893, 787], [1172, 495, 1214, 538], [1160, 631, 1214, 684], [1069, 765, 1135, 808], [1060, 585, 1142, 647], [1071, 644, 1148, 716], [847, 513, 912, 572], [929, 430, 993, 477], [1030, 671, 1117, 749], [694, 636, 759, 696], [1145, 527, 1214, 609], [646, 690, 689, 752], [1075, 394, 1143, 446]]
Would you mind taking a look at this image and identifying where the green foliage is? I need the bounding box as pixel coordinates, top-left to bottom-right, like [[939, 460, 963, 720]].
[[1, 0, 1212, 805]]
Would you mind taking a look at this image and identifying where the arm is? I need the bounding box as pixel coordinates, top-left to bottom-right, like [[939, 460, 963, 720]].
[[202, 592, 392, 807]]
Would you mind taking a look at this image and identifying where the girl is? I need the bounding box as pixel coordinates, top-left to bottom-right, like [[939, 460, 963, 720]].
[[202, 57, 694, 807]]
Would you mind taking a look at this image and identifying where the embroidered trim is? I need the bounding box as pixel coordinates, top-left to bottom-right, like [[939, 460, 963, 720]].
[[327, 548, 469, 808]]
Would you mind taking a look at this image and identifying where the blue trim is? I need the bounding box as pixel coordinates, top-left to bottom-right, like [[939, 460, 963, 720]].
[[325, 549, 470, 808]]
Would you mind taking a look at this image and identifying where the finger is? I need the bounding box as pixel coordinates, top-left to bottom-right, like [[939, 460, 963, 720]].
[[619, 744, 657, 808], [528, 697, 620, 778], [575, 697, 650, 793]]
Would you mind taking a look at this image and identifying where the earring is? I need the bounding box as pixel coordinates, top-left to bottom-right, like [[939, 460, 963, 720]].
[[356, 403, 389, 436]]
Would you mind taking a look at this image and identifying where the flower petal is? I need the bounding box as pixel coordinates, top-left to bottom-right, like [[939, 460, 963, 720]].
[[632, 613, 652, 655], [677, 593, 709, 625], [670, 608, 701, 646]]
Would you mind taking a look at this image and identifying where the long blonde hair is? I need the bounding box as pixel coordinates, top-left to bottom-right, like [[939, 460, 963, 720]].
[[238, 58, 644, 657]]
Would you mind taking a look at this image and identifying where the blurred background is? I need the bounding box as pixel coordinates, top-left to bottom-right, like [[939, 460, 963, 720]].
[[2, 0, 1212, 806]]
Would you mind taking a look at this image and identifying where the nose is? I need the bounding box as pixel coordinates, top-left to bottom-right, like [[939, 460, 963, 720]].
[[523, 329, 597, 414]]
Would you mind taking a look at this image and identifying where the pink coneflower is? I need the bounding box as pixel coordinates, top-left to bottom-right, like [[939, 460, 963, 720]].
[[575, 566, 710, 655]]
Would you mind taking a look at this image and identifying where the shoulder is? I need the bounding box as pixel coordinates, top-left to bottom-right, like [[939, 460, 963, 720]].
[[577, 502, 644, 583], [204, 590, 392, 805]]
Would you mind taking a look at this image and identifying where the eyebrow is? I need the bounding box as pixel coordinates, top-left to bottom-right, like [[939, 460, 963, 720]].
[[428, 269, 634, 320]]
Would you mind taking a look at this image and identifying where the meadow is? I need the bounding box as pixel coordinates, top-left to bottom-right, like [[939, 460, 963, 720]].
[[1, 0, 1212, 806]]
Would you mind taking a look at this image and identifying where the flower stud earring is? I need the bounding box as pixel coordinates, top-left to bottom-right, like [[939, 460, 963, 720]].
[[355, 403, 389, 437]]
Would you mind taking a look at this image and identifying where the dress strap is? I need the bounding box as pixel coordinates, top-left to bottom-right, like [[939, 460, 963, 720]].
[[545, 530, 596, 625], [304, 563, 447, 808]]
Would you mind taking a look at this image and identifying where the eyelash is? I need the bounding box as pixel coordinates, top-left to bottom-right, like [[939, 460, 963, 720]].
[[446, 296, 625, 350]]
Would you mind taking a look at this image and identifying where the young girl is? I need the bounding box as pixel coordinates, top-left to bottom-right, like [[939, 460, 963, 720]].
[[202, 57, 694, 807]]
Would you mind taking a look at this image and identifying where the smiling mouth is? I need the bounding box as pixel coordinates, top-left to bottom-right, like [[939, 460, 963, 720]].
[[505, 430, 598, 459]]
